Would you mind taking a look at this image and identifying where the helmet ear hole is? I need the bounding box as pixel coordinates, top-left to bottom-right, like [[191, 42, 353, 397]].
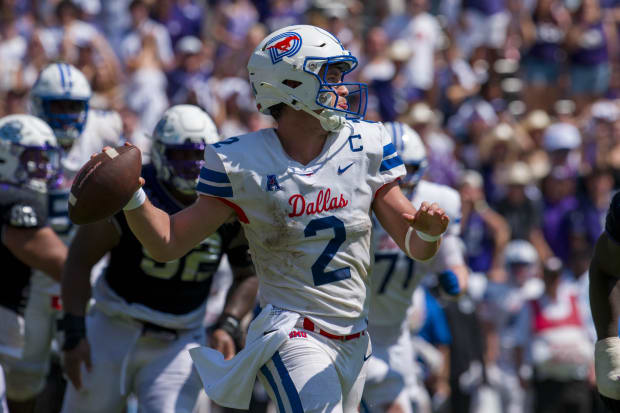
[[282, 80, 302, 89]]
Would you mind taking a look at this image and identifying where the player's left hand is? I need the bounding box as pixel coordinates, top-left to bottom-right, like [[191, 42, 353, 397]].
[[403, 202, 450, 238], [210, 329, 236, 360], [63, 338, 92, 390]]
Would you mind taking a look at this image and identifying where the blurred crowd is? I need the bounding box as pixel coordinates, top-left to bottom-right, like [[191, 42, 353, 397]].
[[2, 0, 619, 412]]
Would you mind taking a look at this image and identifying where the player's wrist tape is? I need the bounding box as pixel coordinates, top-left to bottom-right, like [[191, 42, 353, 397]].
[[595, 337, 620, 399], [405, 227, 414, 258], [123, 187, 146, 211], [60, 314, 86, 351], [213, 314, 242, 342], [404, 227, 443, 259], [415, 229, 442, 242]]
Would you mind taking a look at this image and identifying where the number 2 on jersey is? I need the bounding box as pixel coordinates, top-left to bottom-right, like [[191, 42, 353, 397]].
[[304, 216, 351, 286]]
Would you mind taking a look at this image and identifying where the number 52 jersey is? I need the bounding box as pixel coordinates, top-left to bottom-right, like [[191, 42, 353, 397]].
[[198, 121, 405, 335]]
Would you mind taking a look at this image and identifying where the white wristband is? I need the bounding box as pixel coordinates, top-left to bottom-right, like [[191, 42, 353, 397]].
[[404, 227, 414, 258], [123, 188, 146, 211], [415, 229, 442, 242]]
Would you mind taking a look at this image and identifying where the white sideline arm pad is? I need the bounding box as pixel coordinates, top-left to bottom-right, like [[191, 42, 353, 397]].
[[596, 337, 620, 399]]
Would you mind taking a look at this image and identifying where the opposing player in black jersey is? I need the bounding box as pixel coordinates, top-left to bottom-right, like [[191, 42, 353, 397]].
[[591, 191, 620, 411], [4, 63, 124, 413], [59, 105, 258, 413], [0, 114, 65, 412]]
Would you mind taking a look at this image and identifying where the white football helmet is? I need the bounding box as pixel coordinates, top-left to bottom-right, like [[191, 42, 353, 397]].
[[385, 121, 428, 187], [30, 63, 91, 148], [248, 24, 367, 132], [151, 105, 220, 196], [0, 114, 60, 190]]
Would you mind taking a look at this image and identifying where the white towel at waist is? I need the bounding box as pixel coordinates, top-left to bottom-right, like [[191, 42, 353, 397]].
[[189, 304, 300, 409]]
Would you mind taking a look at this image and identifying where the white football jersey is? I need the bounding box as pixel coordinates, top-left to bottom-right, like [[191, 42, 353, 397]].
[[368, 180, 463, 330], [197, 121, 405, 334], [32, 109, 123, 294]]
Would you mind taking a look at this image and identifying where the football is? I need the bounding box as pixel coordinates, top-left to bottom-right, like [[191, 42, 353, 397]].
[[68, 145, 142, 225]]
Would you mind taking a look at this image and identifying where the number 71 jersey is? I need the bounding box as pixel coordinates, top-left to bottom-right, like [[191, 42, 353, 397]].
[[198, 121, 405, 334], [369, 180, 462, 330]]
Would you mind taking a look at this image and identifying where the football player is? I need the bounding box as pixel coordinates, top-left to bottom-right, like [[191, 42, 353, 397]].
[[590, 191, 620, 411], [59, 105, 258, 413], [1, 63, 124, 413], [0, 114, 65, 413], [363, 122, 468, 413], [103, 25, 449, 412]]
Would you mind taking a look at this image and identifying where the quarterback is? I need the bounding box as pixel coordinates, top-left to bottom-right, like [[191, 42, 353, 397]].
[[116, 25, 449, 412], [0, 115, 64, 413], [60, 105, 258, 413]]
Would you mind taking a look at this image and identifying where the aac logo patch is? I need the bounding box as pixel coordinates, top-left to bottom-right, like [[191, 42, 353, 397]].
[[266, 174, 282, 192], [265, 32, 302, 64]]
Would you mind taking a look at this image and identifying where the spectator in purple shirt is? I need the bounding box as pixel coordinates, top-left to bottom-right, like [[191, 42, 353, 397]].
[[151, 0, 204, 48], [459, 170, 511, 281], [495, 162, 553, 261], [565, 0, 616, 107], [570, 166, 615, 254], [166, 35, 212, 105], [542, 166, 579, 263], [520, 0, 571, 110], [456, 0, 510, 58]]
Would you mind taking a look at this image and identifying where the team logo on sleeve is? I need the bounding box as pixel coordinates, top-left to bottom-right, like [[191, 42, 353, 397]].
[[265, 32, 302, 64], [266, 174, 282, 192], [10, 204, 38, 227]]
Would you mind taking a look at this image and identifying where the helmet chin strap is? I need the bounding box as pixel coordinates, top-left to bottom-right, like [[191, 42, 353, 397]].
[[258, 82, 345, 132]]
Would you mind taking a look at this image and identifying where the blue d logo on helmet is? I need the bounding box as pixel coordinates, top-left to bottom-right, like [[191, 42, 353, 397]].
[[265, 32, 302, 64], [248, 25, 368, 132]]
